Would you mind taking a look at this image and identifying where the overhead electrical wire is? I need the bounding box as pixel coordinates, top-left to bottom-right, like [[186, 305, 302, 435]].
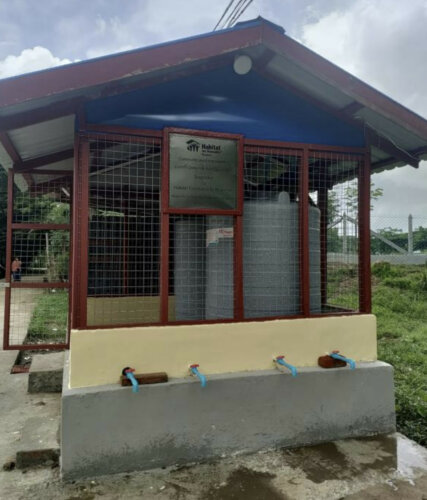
[[221, 0, 246, 30], [213, 0, 235, 30], [214, 0, 254, 31], [226, 0, 254, 28]]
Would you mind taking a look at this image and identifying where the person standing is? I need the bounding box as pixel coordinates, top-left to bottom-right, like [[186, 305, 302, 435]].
[[11, 257, 22, 282]]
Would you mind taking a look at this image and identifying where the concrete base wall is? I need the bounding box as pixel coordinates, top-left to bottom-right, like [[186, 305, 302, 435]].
[[61, 358, 395, 480]]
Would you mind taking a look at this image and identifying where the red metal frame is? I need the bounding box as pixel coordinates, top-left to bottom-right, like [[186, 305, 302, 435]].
[[162, 127, 244, 216], [74, 124, 372, 331], [3, 168, 72, 350], [359, 150, 372, 313], [85, 130, 162, 145], [70, 135, 80, 330], [299, 146, 310, 315], [318, 186, 328, 306], [13, 149, 74, 172], [2, 170, 14, 349], [244, 138, 366, 155], [77, 138, 90, 329], [160, 127, 244, 324], [86, 124, 163, 138], [11, 282, 70, 289], [10, 223, 70, 230], [85, 310, 360, 331]]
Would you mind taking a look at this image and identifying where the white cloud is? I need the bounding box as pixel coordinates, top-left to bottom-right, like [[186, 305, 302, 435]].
[[0, 46, 73, 79], [300, 0, 427, 117], [300, 0, 427, 226]]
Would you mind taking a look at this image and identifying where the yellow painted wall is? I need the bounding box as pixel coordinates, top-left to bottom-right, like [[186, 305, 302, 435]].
[[87, 296, 176, 326], [69, 315, 377, 389]]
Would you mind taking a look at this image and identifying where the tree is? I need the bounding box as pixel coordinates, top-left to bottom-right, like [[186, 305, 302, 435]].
[[327, 181, 383, 252]]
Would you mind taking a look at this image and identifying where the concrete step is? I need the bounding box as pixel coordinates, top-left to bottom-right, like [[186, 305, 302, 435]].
[[15, 415, 60, 469], [28, 352, 64, 393]]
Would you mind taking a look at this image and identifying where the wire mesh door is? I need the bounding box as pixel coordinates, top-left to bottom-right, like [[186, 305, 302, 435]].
[[3, 170, 72, 350], [86, 133, 162, 327]]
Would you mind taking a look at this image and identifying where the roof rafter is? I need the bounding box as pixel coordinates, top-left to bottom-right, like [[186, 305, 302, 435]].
[[365, 127, 419, 168], [13, 148, 74, 173], [0, 97, 84, 133], [0, 131, 22, 166]]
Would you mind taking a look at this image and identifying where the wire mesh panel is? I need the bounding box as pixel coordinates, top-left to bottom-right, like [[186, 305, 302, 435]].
[[13, 175, 71, 223], [169, 214, 235, 321], [310, 151, 363, 312], [243, 147, 302, 318], [4, 170, 72, 349], [12, 230, 69, 283], [8, 288, 69, 347], [87, 134, 161, 326]]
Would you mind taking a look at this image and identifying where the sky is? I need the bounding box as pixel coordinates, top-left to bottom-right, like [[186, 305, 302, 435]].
[[0, 0, 426, 230]]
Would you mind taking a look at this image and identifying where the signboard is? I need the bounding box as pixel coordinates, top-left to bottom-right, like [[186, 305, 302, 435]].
[[169, 133, 238, 210]]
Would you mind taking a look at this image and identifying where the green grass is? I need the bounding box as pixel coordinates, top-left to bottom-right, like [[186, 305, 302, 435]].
[[26, 290, 68, 344], [372, 263, 427, 446]]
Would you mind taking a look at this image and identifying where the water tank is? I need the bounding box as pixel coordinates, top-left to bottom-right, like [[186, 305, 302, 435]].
[[174, 218, 206, 320], [242, 192, 298, 317], [174, 193, 321, 320], [309, 208, 321, 313], [205, 216, 234, 319]]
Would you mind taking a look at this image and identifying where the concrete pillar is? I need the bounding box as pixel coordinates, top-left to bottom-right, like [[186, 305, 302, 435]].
[[343, 212, 348, 255], [408, 214, 413, 254]]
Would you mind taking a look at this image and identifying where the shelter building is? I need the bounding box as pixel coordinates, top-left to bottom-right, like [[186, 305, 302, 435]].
[[1, 18, 427, 478]]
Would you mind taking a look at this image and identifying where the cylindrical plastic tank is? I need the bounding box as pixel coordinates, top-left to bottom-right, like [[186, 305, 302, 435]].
[[205, 216, 234, 319], [174, 193, 321, 320], [309, 207, 321, 313], [174, 218, 206, 320], [243, 192, 298, 317], [205, 192, 321, 318]]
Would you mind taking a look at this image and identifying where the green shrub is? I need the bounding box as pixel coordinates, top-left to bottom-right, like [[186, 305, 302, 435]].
[[383, 277, 412, 290]]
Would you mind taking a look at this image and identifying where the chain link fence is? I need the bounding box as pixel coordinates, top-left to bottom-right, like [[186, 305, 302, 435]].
[[328, 214, 427, 266]]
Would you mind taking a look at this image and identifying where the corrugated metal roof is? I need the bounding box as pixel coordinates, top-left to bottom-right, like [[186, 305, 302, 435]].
[[0, 16, 425, 180], [8, 116, 74, 160]]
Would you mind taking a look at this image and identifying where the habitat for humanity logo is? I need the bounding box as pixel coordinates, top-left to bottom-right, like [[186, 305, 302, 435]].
[[186, 139, 200, 152], [186, 139, 221, 155]]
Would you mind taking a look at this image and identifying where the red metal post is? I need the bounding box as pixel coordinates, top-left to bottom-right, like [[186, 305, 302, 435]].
[[234, 137, 244, 320], [160, 130, 170, 324], [71, 137, 89, 329], [71, 137, 80, 329], [70, 135, 79, 331], [234, 215, 244, 320], [318, 186, 328, 306], [79, 138, 90, 328], [3, 169, 14, 349], [299, 147, 310, 316], [122, 206, 128, 296], [358, 152, 372, 313]]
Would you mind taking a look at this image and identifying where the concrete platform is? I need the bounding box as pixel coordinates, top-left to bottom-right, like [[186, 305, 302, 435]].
[[61, 359, 395, 479], [28, 352, 64, 393], [16, 416, 60, 469]]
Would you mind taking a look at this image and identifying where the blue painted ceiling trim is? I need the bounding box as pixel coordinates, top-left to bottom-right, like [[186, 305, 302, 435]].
[[85, 67, 365, 148]]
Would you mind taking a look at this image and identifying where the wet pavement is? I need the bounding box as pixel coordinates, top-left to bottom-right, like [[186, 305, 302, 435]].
[[1, 431, 426, 499]]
